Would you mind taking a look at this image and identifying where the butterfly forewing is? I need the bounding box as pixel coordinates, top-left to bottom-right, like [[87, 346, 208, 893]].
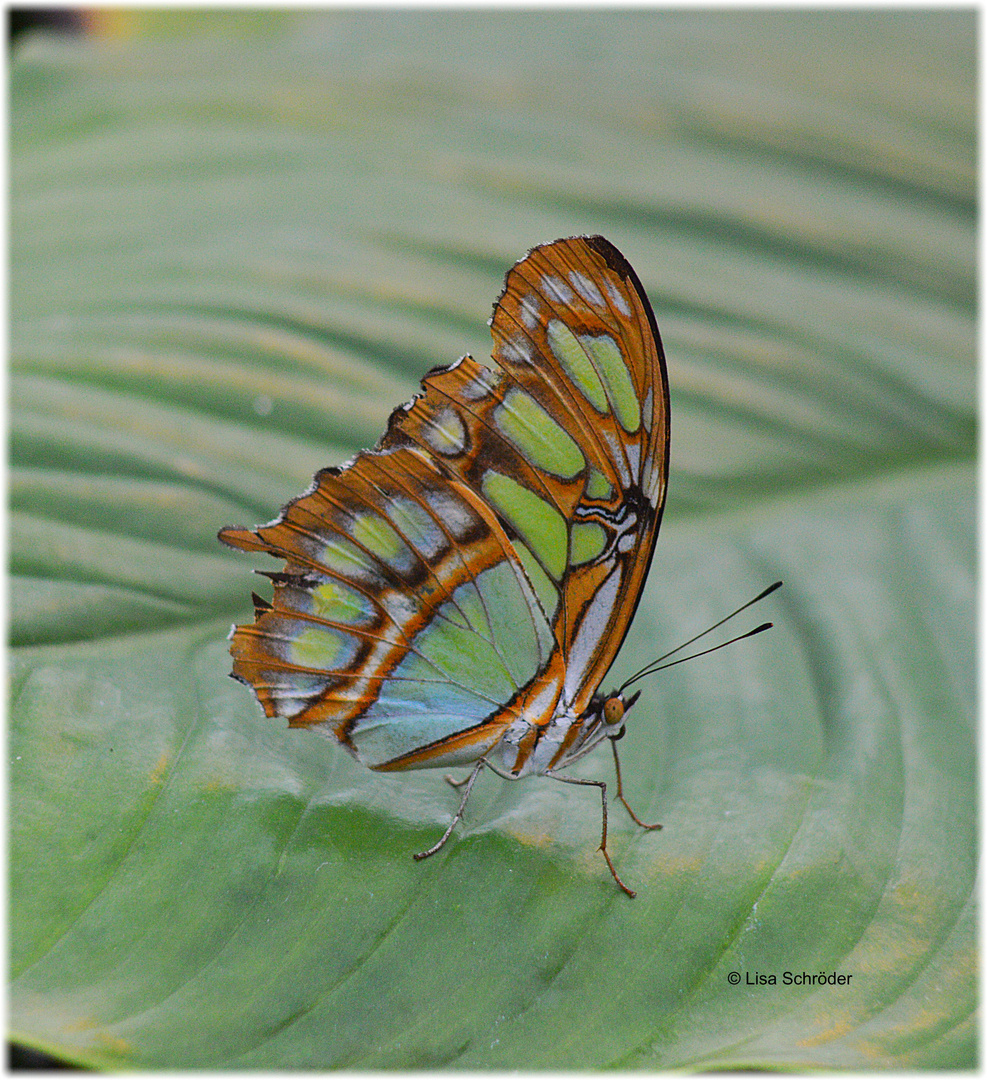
[[486, 236, 669, 717], [220, 235, 669, 774]]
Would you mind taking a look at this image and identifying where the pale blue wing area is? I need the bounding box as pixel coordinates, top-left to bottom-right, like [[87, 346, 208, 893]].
[[345, 694, 495, 770], [445, 556, 555, 690], [347, 558, 555, 768]]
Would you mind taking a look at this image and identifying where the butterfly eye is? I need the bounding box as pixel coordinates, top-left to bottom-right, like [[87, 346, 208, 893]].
[[603, 697, 625, 727]]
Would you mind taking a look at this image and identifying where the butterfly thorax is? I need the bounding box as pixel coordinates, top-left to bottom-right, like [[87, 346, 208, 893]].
[[499, 688, 635, 778]]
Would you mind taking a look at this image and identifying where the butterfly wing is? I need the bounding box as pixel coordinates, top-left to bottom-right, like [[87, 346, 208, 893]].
[[487, 236, 669, 723], [219, 235, 669, 773]]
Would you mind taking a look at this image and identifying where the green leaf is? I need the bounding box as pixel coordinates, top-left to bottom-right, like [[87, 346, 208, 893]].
[[10, 10, 975, 1070]]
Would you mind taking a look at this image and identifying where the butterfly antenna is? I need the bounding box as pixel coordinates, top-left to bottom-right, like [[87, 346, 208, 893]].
[[619, 581, 782, 693]]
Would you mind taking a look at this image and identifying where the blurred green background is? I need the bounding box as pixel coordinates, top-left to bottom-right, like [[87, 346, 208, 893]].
[[10, 9, 975, 1070]]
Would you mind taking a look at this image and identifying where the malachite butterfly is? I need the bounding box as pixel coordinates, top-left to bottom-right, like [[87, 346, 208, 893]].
[[220, 235, 671, 896]]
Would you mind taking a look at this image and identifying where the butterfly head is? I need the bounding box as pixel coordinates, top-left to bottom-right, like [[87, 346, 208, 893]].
[[598, 688, 642, 740]]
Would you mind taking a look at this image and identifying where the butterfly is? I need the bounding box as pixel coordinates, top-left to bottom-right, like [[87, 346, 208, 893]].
[[220, 235, 670, 896]]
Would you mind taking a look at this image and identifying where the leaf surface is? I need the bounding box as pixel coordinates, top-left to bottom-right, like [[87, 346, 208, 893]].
[[10, 10, 975, 1069]]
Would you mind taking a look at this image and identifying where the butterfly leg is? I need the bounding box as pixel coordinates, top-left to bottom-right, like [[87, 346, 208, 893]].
[[546, 771, 636, 898], [610, 737, 663, 831], [414, 757, 486, 862]]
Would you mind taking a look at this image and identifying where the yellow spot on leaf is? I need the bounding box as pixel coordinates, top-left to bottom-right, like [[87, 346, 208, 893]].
[[149, 753, 169, 785]]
